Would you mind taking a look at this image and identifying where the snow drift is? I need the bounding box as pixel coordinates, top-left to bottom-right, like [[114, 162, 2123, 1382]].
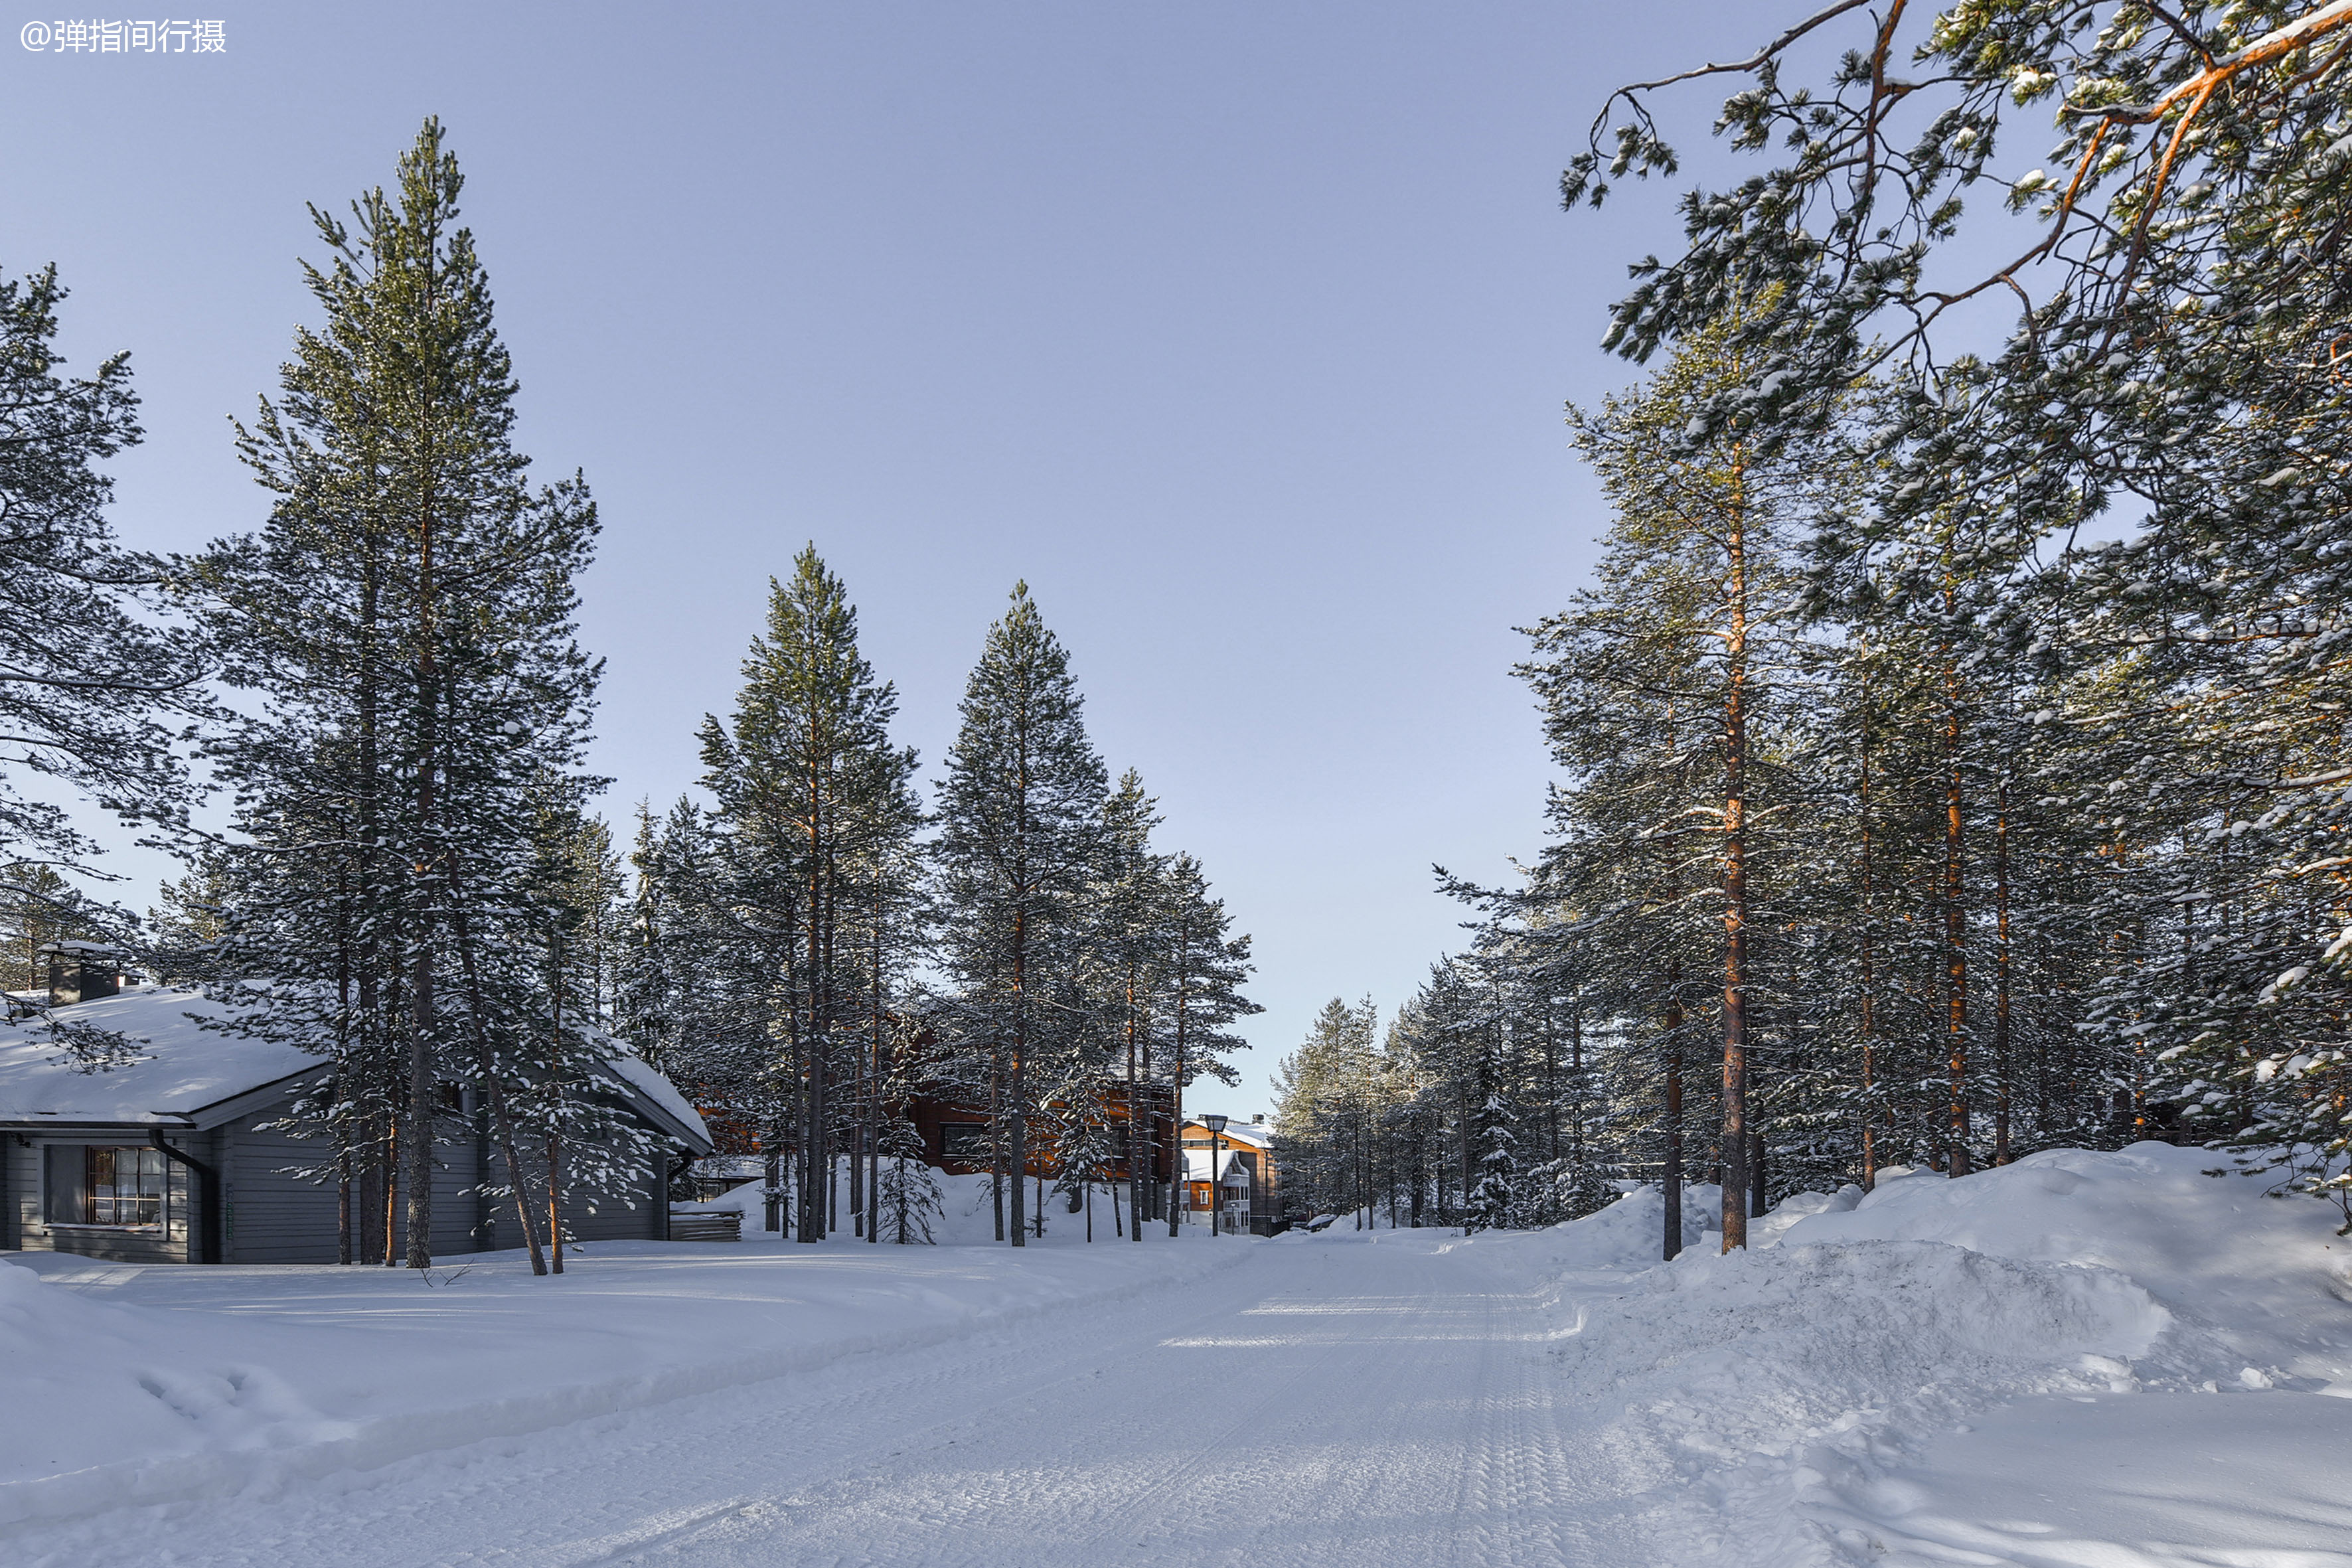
[[1512, 1141, 2352, 1567]]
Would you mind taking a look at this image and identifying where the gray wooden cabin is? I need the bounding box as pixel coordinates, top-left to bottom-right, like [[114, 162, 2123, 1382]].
[[0, 986, 712, 1265]]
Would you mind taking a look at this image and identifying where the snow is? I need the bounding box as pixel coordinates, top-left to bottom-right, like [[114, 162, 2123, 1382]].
[[0, 986, 312, 1124], [1808, 1392, 2352, 1567], [597, 1035, 709, 1142], [1182, 1148, 1257, 1183], [2, 1142, 2346, 1566], [692, 1166, 1164, 1247], [0, 1184, 1243, 1540], [1507, 1142, 2352, 1567], [0, 984, 706, 1144]]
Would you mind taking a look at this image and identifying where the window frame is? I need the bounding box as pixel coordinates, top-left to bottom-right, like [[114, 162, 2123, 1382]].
[[937, 1121, 990, 1162], [42, 1142, 172, 1231]]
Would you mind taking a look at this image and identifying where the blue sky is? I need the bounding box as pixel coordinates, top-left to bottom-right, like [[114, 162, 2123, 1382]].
[[3, 2, 1780, 1116]]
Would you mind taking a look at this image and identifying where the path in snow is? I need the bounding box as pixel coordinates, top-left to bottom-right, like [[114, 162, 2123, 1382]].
[[9, 1233, 1664, 1568]]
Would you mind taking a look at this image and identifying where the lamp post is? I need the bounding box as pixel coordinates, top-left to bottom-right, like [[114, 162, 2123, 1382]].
[[1200, 1113, 1228, 1235]]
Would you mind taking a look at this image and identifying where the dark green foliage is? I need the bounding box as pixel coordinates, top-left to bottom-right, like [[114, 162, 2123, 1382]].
[[198, 119, 617, 1272], [0, 264, 201, 935]]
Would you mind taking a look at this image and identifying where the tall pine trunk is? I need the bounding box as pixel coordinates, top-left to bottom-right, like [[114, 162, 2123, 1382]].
[[1662, 1006, 1684, 1261], [1857, 667, 1879, 1190], [1719, 455, 1752, 1251], [1993, 772, 2013, 1165], [1941, 644, 1970, 1176]]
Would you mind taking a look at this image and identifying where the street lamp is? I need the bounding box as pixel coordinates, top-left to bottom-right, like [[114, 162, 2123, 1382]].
[[1200, 1114, 1228, 1235]]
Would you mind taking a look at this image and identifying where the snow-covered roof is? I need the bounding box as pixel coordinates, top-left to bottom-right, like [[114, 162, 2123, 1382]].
[[0, 985, 713, 1150], [0, 986, 316, 1127], [601, 1044, 712, 1150], [1184, 1150, 1256, 1186], [1186, 1119, 1271, 1150]]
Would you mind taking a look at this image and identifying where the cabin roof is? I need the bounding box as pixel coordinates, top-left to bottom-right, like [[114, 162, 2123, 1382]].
[[0, 986, 313, 1127], [1183, 1150, 1257, 1184], [1184, 1118, 1273, 1150], [0, 984, 712, 1149]]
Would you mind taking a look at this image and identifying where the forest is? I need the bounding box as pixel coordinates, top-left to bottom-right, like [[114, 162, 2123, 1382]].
[[1272, 0, 2352, 1255]]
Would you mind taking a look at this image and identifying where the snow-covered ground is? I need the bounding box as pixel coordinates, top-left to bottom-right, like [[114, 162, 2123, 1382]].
[[2, 1144, 2345, 1566]]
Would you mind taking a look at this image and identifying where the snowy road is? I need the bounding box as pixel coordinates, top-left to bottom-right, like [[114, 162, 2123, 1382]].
[[16, 1150, 2351, 1568], [11, 1233, 1661, 1568]]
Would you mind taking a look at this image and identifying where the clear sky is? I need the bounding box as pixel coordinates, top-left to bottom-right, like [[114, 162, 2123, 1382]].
[[3, 1, 1785, 1119]]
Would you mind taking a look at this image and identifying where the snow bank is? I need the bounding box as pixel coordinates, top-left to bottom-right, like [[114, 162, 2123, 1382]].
[[1774, 1142, 2352, 1385], [0, 1223, 1244, 1532], [1518, 1235, 2175, 1565], [1515, 1142, 2352, 1567], [1545, 1180, 1729, 1267]]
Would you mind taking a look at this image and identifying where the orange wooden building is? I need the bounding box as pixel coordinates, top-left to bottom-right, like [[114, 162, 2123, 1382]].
[[1179, 1115, 1277, 1232]]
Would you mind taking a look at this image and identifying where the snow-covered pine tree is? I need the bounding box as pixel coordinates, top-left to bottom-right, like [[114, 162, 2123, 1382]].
[[1157, 852, 1259, 1233], [1094, 769, 1168, 1240], [875, 1100, 943, 1245], [0, 264, 201, 955], [5, 864, 110, 990], [1272, 996, 1384, 1224], [1464, 1087, 1517, 1235], [696, 547, 921, 1243], [845, 819, 928, 1243], [621, 795, 790, 1219], [934, 584, 1107, 1247], [203, 119, 601, 1271], [1565, 0, 2352, 1212], [1046, 1074, 1121, 1241], [1519, 313, 1831, 1249], [510, 785, 651, 1275]]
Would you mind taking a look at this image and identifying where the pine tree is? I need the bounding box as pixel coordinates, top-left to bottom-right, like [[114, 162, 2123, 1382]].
[[1563, 1, 2352, 1209], [933, 584, 1107, 1247], [1272, 997, 1381, 1223], [3, 864, 108, 992], [1517, 315, 1834, 1250], [0, 264, 200, 931], [1158, 852, 1260, 1233], [202, 119, 601, 1271], [1465, 1087, 1517, 1234], [696, 547, 921, 1243], [1095, 769, 1168, 1241]]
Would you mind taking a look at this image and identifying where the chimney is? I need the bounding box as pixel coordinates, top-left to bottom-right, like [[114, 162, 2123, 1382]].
[[42, 941, 122, 1008]]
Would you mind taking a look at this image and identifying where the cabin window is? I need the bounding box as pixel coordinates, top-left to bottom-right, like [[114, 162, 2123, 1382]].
[[44, 1144, 169, 1228], [938, 1122, 989, 1161]]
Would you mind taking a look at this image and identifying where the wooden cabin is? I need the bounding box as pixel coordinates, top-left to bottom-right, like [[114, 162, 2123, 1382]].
[[0, 986, 712, 1265], [909, 1080, 1177, 1191]]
